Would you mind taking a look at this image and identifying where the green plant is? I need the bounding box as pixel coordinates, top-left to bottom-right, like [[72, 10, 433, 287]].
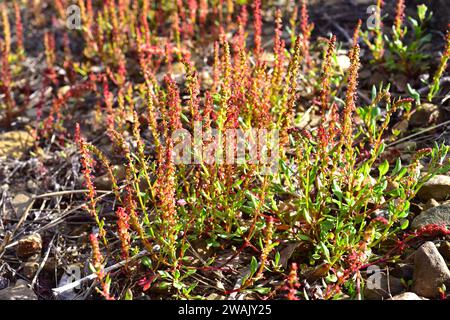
[[67, 1, 450, 300], [362, 2, 433, 76], [428, 26, 450, 102], [361, 0, 385, 62], [385, 4, 432, 75]]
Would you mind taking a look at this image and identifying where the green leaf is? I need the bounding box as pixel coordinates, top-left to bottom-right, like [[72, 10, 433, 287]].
[[332, 180, 343, 200], [159, 282, 171, 289], [371, 85, 377, 101], [397, 167, 408, 179], [408, 17, 418, 28], [253, 287, 271, 294], [392, 158, 402, 175], [141, 256, 153, 268], [378, 160, 389, 177], [184, 269, 197, 277], [302, 208, 313, 224], [173, 281, 184, 290], [232, 179, 244, 188], [298, 233, 312, 242], [400, 219, 409, 230], [180, 112, 189, 123], [245, 190, 259, 209], [319, 242, 331, 262], [417, 4, 428, 21], [250, 256, 258, 275], [326, 274, 338, 283], [320, 218, 335, 233], [377, 142, 386, 156], [124, 289, 133, 300], [88, 263, 96, 273], [370, 106, 381, 119], [407, 84, 421, 105], [274, 251, 280, 266]]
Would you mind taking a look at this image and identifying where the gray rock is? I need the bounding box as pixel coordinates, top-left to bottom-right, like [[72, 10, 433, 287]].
[[363, 272, 404, 300], [0, 280, 37, 300], [391, 263, 414, 280], [422, 198, 440, 212], [26, 180, 39, 193], [416, 175, 450, 202], [389, 292, 428, 300], [22, 261, 39, 279], [411, 204, 450, 230], [438, 241, 450, 262], [10, 193, 32, 220], [409, 103, 442, 129], [0, 276, 9, 290], [412, 242, 450, 298]]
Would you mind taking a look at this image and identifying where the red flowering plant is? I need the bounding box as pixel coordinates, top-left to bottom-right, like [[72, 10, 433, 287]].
[[0, 2, 27, 127], [67, 0, 450, 299]]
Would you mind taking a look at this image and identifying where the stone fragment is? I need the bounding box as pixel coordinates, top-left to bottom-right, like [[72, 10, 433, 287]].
[[409, 103, 442, 128], [363, 273, 404, 300], [389, 292, 428, 300], [438, 241, 450, 262], [412, 242, 450, 298], [10, 193, 32, 219], [0, 280, 37, 300], [417, 175, 450, 201], [16, 234, 42, 260], [411, 204, 450, 230], [22, 261, 39, 279]]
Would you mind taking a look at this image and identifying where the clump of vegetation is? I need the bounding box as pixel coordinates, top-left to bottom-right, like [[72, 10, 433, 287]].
[[1, 0, 450, 300]]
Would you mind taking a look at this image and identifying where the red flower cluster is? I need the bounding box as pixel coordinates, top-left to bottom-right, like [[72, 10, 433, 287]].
[[165, 75, 183, 133], [414, 224, 450, 238], [75, 124, 97, 210], [199, 0, 208, 25], [394, 0, 406, 36], [75, 124, 108, 242], [90, 233, 104, 274], [14, 3, 23, 55], [283, 263, 301, 300], [116, 207, 131, 261], [253, 0, 262, 60], [89, 233, 114, 300], [300, 0, 314, 66]]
